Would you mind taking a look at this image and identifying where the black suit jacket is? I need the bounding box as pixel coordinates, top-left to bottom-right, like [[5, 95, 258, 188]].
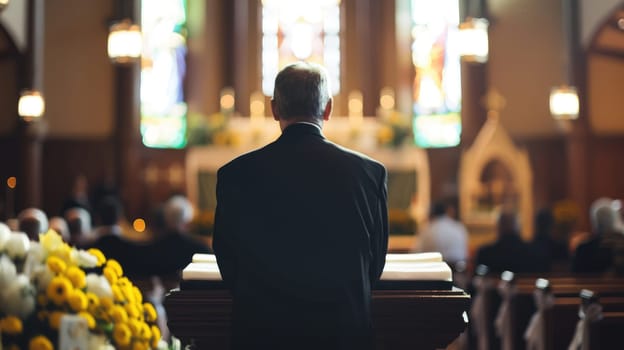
[[213, 123, 388, 349]]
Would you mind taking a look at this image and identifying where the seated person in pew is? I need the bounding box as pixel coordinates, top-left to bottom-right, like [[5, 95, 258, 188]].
[[213, 62, 389, 350], [571, 198, 624, 274], [17, 207, 49, 241], [412, 200, 468, 268], [141, 195, 212, 285], [474, 211, 542, 274], [530, 207, 570, 272]]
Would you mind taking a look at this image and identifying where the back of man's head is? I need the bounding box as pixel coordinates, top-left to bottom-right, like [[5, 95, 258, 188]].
[[272, 62, 331, 121], [430, 202, 447, 219]]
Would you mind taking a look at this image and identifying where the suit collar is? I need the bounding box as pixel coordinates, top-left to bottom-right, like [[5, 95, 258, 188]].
[[279, 122, 325, 141]]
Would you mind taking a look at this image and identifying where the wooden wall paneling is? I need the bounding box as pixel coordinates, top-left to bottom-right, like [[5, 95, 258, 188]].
[[41, 139, 115, 220], [589, 136, 624, 202]]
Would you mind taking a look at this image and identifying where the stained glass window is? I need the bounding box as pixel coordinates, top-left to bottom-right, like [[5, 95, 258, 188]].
[[410, 0, 462, 148], [140, 0, 188, 148], [262, 0, 341, 96]]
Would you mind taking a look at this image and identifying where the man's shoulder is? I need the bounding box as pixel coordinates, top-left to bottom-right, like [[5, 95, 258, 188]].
[[217, 144, 274, 176], [329, 142, 386, 171]]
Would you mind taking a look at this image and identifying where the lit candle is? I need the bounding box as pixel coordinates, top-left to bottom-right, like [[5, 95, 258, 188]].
[[220, 87, 235, 116], [348, 90, 363, 129], [250, 91, 265, 131]]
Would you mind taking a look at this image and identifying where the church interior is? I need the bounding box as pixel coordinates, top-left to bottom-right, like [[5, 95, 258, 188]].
[[1, 0, 624, 349]]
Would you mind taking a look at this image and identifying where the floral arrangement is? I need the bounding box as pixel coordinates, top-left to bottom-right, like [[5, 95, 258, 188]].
[[376, 110, 413, 148], [0, 225, 166, 350]]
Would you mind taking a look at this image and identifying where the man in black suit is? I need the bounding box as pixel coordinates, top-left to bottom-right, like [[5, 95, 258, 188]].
[[213, 62, 389, 350]]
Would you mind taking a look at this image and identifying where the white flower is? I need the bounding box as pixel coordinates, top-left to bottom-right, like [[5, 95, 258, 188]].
[[0, 255, 17, 289], [71, 249, 99, 268], [85, 273, 113, 298], [1, 274, 36, 319], [4, 232, 31, 260], [31, 264, 54, 292], [22, 241, 45, 275], [0, 222, 10, 250]]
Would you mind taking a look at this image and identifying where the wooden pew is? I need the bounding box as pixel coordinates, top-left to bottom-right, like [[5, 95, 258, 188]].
[[471, 268, 624, 350], [532, 279, 624, 350], [576, 289, 624, 350]]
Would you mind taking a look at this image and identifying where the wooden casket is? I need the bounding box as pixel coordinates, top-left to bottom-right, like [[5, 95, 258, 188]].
[[164, 253, 470, 350]]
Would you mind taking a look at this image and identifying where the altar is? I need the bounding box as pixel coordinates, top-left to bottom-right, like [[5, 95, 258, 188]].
[[185, 116, 431, 251]]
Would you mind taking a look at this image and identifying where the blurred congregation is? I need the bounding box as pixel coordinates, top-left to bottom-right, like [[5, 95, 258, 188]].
[[2, 0, 624, 349]]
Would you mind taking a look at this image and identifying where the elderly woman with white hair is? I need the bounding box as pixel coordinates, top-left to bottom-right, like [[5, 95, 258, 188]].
[[571, 198, 624, 273]]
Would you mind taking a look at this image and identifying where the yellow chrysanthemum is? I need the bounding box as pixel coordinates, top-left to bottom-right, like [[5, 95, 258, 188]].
[[143, 303, 157, 323], [48, 311, 64, 330], [68, 288, 88, 312], [113, 323, 132, 346], [46, 255, 67, 274], [132, 340, 149, 350], [127, 318, 141, 334], [125, 303, 141, 319], [55, 243, 73, 262], [150, 325, 162, 348], [111, 304, 129, 324], [133, 286, 143, 304], [86, 292, 100, 312], [87, 248, 106, 266], [106, 259, 123, 277], [100, 296, 114, 309], [46, 275, 73, 306], [29, 335, 54, 350], [78, 311, 96, 329], [65, 265, 86, 289], [118, 276, 131, 288], [104, 266, 119, 285], [139, 322, 152, 339], [0, 316, 23, 335], [111, 284, 125, 302]]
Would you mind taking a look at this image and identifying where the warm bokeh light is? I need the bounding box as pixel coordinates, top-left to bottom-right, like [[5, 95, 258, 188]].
[[379, 87, 395, 111], [107, 20, 142, 63], [220, 88, 236, 113], [457, 17, 489, 63], [133, 218, 146, 233], [250, 91, 265, 118], [0, 0, 9, 12], [550, 85, 579, 120], [6, 176, 16, 189], [18, 90, 45, 120]]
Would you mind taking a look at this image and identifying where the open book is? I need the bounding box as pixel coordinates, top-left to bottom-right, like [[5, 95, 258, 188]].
[[183, 252, 452, 282]]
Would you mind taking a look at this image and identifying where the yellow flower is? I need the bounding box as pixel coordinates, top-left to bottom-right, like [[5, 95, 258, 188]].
[[65, 266, 86, 289], [113, 323, 132, 346], [143, 303, 157, 323], [0, 316, 23, 335], [111, 305, 129, 323], [48, 310, 64, 330], [86, 292, 100, 312], [118, 276, 131, 288], [150, 325, 162, 348], [104, 266, 119, 285], [100, 296, 114, 309], [47, 275, 73, 306], [47, 255, 67, 274], [125, 303, 141, 319], [106, 259, 123, 277], [133, 286, 143, 304], [132, 340, 149, 350], [29, 335, 54, 350], [87, 248, 106, 266], [39, 229, 64, 252], [139, 322, 152, 339], [68, 289, 88, 312], [78, 311, 96, 329], [127, 318, 141, 334], [111, 284, 125, 302]]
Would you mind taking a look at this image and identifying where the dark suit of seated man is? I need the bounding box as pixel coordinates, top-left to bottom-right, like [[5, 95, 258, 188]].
[[213, 62, 389, 350]]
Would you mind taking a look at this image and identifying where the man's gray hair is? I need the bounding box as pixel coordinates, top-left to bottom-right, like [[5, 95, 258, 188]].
[[272, 62, 331, 120]]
